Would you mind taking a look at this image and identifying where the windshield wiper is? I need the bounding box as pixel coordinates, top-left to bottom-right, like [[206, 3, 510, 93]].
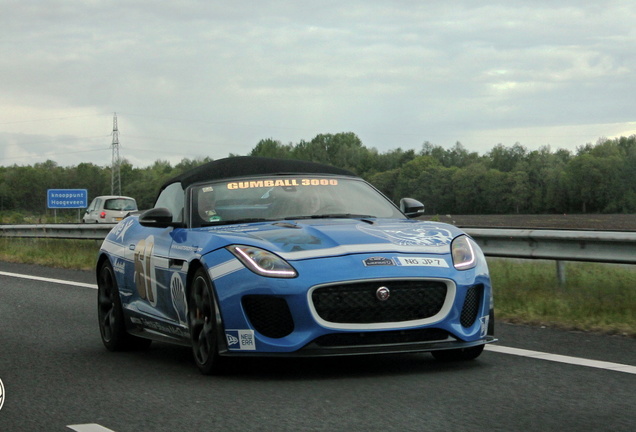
[[201, 217, 272, 226], [284, 214, 377, 223]]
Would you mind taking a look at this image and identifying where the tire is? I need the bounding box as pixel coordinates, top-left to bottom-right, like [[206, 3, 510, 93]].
[[431, 344, 485, 362], [97, 260, 152, 351], [188, 268, 224, 375]]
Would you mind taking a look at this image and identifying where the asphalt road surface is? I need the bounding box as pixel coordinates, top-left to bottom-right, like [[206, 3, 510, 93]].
[[0, 261, 634, 432]]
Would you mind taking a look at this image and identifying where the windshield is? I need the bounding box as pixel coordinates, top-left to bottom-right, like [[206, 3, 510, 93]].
[[104, 198, 137, 211], [189, 175, 404, 227]]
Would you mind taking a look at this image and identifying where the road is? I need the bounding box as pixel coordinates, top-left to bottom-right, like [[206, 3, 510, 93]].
[[0, 261, 634, 432]]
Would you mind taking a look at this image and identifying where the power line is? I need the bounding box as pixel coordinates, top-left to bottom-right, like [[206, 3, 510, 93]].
[[0, 147, 110, 163], [0, 113, 110, 125]]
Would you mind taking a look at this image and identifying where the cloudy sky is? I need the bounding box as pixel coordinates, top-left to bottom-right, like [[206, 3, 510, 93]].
[[1, 0, 635, 168]]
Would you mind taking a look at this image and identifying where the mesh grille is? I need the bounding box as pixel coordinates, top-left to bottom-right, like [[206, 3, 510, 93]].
[[460, 285, 483, 327], [242, 295, 294, 338], [311, 280, 448, 324]]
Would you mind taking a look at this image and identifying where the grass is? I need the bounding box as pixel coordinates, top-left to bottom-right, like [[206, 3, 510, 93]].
[[0, 238, 100, 270], [489, 258, 636, 337], [0, 238, 634, 337]]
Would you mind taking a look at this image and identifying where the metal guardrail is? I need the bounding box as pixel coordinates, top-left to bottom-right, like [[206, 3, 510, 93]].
[[0, 224, 115, 240], [1, 224, 635, 265], [465, 228, 636, 264]]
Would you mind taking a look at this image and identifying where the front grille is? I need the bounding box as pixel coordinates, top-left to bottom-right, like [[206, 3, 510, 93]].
[[460, 285, 483, 327], [242, 295, 294, 338], [313, 328, 450, 347], [311, 280, 448, 324]]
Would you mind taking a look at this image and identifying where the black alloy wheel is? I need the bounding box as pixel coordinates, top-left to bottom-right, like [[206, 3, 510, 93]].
[[188, 268, 223, 374], [97, 260, 151, 351]]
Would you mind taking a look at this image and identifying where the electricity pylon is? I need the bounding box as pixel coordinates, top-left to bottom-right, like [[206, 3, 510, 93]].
[[111, 113, 121, 196]]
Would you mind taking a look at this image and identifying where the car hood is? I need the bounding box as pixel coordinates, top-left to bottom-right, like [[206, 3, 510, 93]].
[[197, 218, 464, 259]]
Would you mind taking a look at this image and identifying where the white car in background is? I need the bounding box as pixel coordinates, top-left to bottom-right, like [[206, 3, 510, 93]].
[[83, 195, 138, 223]]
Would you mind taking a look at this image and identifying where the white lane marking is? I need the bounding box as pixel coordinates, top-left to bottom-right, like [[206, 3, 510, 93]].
[[0, 270, 97, 289], [486, 345, 636, 375], [67, 424, 116, 432]]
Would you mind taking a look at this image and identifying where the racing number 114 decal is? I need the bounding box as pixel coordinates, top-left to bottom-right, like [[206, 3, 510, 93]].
[[134, 236, 158, 306]]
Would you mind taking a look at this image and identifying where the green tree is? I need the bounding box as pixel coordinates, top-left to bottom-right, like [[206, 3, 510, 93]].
[[565, 154, 613, 213], [508, 170, 531, 213], [367, 169, 401, 201], [487, 143, 527, 172], [73, 162, 110, 200], [451, 163, 491, 214], [444, 142, 482, 168], [416, 165, 457, 214], [292, 132, 367, 173], [250, 139, 293, 159], [393, 156, 442, 202]]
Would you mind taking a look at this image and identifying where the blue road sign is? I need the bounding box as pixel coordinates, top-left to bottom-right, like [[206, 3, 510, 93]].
[[47, 189, 88, 209]]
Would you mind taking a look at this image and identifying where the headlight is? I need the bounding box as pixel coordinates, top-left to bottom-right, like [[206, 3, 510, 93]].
[[227, 245, 297, 278], [451, 235, 476, 270]]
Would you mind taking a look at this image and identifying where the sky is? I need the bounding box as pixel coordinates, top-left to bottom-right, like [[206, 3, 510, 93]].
[[1, 0, 635, 168]]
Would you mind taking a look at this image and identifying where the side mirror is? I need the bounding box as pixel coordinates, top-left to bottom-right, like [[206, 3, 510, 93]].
[[400, 198, 425, 218], [139, 207, 175, 228]]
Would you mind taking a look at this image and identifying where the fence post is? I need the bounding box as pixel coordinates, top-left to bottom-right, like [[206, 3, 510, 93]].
[[556, 260, 566, 285]]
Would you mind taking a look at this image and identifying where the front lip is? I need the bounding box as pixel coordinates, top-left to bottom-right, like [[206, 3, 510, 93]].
[[217, 336, 498, 357]]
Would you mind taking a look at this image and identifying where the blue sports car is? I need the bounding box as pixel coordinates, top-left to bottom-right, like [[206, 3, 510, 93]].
[[97, 156, 495, 374]]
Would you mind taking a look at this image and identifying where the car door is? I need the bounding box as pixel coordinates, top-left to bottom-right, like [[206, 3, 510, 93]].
[[84, 198, 99, 222], [128, 183, 189, 337], [130, 226, 179, 324]]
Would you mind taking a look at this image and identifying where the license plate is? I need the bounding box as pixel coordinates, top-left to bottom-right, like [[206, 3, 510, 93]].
[[396, 257, 448, 267]]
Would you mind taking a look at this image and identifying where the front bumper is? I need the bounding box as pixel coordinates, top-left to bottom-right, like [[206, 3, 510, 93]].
[[205, 248, 494, 356]]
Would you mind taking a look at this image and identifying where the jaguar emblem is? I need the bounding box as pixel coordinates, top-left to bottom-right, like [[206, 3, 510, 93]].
[[376, 286, 390, 301]]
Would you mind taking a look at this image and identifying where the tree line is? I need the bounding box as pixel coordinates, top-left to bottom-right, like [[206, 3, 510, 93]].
[[1, 133, 635, 222], [249, 133, 636, 215]]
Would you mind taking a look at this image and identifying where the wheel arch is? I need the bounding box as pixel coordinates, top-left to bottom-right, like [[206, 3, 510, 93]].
[[95, 252, 112, 280], [185, 259, 229, 355], [185, 259, 205, 297]]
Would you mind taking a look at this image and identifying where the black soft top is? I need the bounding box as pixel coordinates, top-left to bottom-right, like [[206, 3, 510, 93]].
[[161, 156, 357, 190]]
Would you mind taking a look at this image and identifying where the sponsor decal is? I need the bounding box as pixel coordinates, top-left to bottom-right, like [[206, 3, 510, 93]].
[[170, 273, 187, 325], [480, 315, 490, 337], [139, 317, 189, 338], [226, 334, 239, 346], [358, 223, 453, 247], [363, 256, 395, 267], [226, 178, 339, 190], [395, 257, 449, 267], [114, 218, 134, 241], [134, 236, 158, 306], [225, 330, 256, 350], [172, 245, 203, 253], [113, 259, 126, 274]]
